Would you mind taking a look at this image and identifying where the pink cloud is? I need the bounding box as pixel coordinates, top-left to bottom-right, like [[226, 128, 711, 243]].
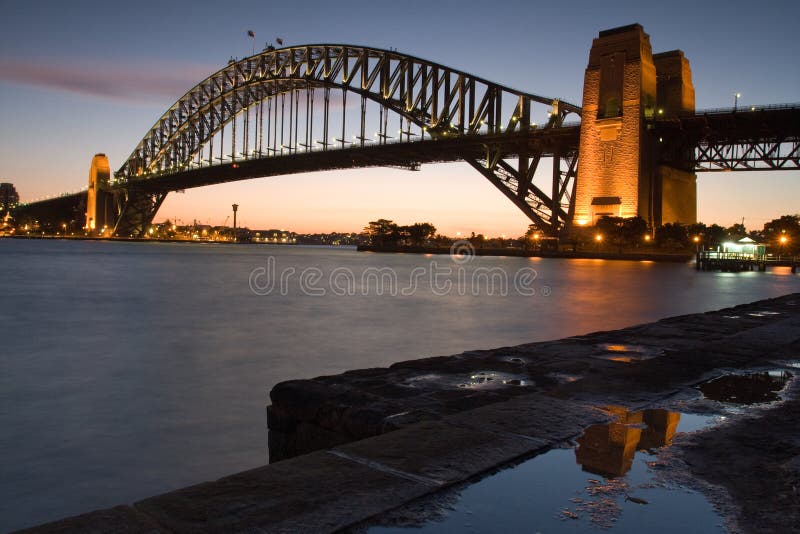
[[0, 58, 217, 104]]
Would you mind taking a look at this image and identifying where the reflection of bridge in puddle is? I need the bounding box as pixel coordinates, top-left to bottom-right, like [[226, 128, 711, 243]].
[[576, 406, 680, 477]]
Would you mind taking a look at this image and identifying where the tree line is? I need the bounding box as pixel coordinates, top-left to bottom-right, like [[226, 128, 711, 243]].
[[573, 214, 799, 253]]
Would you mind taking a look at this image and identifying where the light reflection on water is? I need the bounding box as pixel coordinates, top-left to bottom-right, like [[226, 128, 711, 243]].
[[369, 409, 721, 533], [0, 239, 798, 530]]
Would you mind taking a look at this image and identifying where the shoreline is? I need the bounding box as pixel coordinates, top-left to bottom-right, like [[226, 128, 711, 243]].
[[357, 243, 694, 262], [18, 294, 800, 533]]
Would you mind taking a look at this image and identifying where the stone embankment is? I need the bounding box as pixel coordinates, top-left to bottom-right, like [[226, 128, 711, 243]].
[[19, 294, 800, 533]]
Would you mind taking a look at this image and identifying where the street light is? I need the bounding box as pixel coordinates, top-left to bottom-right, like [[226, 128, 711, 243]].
[[734, 92, 741, 112], [779, 235, 788, 259], [693, 235, 701, 253]]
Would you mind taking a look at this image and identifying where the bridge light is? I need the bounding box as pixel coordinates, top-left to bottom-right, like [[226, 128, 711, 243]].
[[595, 234, 603, 242], [644, 234, 651, 242], [657, 109, 664, 115]]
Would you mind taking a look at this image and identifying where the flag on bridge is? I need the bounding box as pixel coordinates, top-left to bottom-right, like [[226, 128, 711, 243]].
[[276, 37, 283, 45], [247, 30, 255, 38]]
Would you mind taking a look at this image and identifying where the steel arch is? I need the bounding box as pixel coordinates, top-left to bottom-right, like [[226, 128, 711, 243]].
[[113, 45, 581, 236]]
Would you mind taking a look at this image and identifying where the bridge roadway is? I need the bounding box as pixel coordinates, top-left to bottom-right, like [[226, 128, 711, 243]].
[[120, 103, 800, 195], [113, 126, 581, 194]]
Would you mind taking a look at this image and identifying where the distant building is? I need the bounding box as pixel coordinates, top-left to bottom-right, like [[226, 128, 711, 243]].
[[0, 183, 19, 214]]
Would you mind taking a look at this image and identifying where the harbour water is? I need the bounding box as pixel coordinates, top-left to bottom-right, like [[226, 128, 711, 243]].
[[1, 239, 799, 531]]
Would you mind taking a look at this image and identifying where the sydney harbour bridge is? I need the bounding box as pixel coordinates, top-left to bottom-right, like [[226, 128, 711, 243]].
[[14, 24, 800, 237]]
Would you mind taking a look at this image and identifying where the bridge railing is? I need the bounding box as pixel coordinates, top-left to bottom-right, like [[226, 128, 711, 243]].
[[654, 102, 800, 119], [17, 189, 88, 207]]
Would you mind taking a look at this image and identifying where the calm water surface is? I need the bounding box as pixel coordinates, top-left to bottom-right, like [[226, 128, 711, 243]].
[[1, 239, 798, 531]]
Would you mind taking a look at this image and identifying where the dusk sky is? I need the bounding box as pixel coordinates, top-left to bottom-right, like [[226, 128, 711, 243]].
[[1, 0, 797, 236]]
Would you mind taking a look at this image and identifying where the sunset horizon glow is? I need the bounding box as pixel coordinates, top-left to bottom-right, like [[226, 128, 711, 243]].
[[2, 0, 797, 236]]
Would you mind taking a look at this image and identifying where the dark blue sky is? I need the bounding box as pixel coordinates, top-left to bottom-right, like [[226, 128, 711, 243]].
[[1, 0, 797, 232]]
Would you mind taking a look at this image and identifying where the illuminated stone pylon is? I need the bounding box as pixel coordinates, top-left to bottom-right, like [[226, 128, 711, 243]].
[[574, 24, 696, 229], [85, 153, 113, 234]]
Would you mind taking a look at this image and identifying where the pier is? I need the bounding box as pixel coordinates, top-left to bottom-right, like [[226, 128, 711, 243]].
[[696, 250, 798, 272]]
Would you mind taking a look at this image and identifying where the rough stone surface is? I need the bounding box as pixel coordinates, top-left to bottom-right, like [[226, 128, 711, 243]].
[[269, 294, 800, 458], [332, 420, 543, 486], [13, 505, 166, 534], [133, 451, 431, 533], [678, 381, 800, 533]]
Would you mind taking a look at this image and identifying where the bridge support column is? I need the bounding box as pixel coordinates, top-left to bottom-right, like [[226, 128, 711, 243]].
[[574, 24, 696, 231], [85, 154, 114, 235], [652, 50, 696, 226]]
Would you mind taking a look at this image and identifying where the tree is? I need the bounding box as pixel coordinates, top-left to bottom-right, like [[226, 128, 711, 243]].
[[762, 215, 800, 254], [0, 183, 19, 214], [404, 222, 436, 246], [655, 223, 688, 249], [468, 231, 485, 248], [620, 216, 648, 246], [363, 219, 401, 246], [523, 224, 543, 250], [595, 216, 624, 245], [705, 224, 728, 248], [726, 223, 747, 241]]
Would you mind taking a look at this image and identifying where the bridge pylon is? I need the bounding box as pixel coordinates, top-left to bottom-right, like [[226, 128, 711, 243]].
[[85, 154, 114, 235], [574, 24, 697, 230]]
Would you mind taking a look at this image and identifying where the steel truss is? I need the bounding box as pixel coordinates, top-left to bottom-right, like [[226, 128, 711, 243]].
[[112, 45, 581, 236], [694, 139, 800, 171], [113, 189, 168, 238], [654, 105, 800, 173]]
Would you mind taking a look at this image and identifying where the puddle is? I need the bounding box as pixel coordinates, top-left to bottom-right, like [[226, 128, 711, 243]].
[[457, 371, 532, 389], [366, 408, 722, 533], [699, 370, 792, 405], [594, 343, 661, 363], [404, 371, 530, 390]]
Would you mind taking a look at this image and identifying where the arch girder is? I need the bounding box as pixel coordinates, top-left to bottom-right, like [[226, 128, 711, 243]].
[[117, 44, 580, 181]]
